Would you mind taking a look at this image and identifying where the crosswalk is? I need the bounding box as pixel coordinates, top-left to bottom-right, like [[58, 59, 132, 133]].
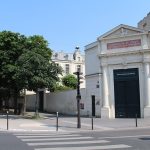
[[14, 132, 132, 150]]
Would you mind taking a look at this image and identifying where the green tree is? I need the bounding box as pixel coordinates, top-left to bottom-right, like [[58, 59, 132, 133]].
[[0, 31, 27, 114], [62, 74, 77, 89], [17, 35, 62, 116], [18, 35, 62, 92], [0, 31, 62, 114]]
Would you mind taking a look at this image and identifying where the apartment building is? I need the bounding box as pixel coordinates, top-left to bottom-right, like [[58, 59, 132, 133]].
[[51, 48, 85, 88]]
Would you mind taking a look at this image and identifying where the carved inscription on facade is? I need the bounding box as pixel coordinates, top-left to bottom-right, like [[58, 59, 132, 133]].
[[107, 39, 141, 50]]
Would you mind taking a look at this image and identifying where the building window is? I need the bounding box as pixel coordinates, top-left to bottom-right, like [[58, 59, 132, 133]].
[[77, 65, 81, 72], [64, 54, 68, 60], [55, 53, 58, 59], [78, 57, 80, 61], [143, 22, 147, 28], [65, 64, 70, 74], [73, 53, 76, 60]]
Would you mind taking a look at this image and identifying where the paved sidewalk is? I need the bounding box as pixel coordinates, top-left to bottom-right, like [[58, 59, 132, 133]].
[[0, 115, 58, 132], [47, 116, 150, 132], [58, 117, 150, 131], [0, 113, 150, 132]]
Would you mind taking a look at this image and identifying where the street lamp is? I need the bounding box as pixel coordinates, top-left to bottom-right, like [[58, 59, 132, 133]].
[[73, 71, 83, 128], [75, 46, 79, 50]]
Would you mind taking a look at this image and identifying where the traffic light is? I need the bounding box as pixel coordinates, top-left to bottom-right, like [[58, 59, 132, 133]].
[[79, 74, 84, 84], [73, 71, 84, 85]]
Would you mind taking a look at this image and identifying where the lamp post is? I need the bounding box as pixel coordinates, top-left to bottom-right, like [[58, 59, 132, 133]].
[[74, 46, 84, 128]]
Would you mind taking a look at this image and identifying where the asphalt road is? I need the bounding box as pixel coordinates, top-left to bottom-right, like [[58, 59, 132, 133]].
[[81, 128, 150, 150], [0, 128, 150, 150], [0, 131, 33, 150]]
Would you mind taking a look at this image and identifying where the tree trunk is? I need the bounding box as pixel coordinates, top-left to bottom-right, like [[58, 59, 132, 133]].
[[35, 91, 39, 117], [22, 89, 26, 116], [14, 88, 18, 115]]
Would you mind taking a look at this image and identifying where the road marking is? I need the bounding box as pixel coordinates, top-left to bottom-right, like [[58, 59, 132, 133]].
[[28, 140, 109, 146], [15, 132, 132, 150], [14, 133, 70, 136], [34, 144, 131, 150], [16, 134, 80, 138], [98, 134, 150, 139], [21, 136, 93, 141]]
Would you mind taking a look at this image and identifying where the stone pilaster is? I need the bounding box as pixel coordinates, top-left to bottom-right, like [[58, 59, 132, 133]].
[[101, 65, 110, 118], [144, 62, 150, 117]]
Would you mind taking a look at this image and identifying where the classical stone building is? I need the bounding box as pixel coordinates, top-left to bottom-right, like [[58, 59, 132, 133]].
[[51, 48, 85, 88], [85, 13, 150, 118]]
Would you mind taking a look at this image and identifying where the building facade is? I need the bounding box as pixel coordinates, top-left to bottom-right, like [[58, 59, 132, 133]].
[[85, 13, 150, 118], [51, 48, 85, 88]]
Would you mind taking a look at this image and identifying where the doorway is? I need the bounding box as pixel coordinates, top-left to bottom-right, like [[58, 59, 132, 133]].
[[91, 95, 95, 116], [114, 68, 141, 118], [39, 91, 44, 112]]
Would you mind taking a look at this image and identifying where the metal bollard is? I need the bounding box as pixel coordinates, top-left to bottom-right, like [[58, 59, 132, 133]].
[[135, 114, 138, 127], [56, 112, 58, 131], [91, 116, 93, 130], [6, 111, 9, 130]]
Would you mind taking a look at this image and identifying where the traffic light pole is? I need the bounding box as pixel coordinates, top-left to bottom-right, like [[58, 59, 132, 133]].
[[77, 96, 81, 128], [76, 71, 81, 128]]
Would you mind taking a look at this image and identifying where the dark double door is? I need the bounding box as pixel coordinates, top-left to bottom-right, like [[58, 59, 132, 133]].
[[114, 68, 141, 118], [92, 95, 95, 116], [39, 91, 44, 112]]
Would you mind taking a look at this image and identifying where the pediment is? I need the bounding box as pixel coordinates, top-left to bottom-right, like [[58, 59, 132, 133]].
[[98, 24, 145, 39]]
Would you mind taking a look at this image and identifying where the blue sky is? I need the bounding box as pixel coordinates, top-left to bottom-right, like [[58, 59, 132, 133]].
[[0, 0, 150, 53]]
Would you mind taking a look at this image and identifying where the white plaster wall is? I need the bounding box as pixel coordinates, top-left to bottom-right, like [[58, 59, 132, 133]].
[[44, 88, 87, 116], [85, 75, 102, 117], [85, 45, 100, 75], [148, 34, 150, 48], [26, 89, 87, 116]]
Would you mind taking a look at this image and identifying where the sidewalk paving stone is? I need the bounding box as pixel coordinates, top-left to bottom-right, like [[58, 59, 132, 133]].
[[0, 112, 150, 132]]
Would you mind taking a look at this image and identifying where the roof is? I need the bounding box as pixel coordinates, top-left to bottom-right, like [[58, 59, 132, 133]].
[[97, 24, 145, 40]]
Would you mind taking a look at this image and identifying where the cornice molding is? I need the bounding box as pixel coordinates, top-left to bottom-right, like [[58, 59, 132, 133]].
[[98, 49, 150, 58], [99, 32, 148, 41], [84, 41, 98, 51], [85, 73, 102, 78]]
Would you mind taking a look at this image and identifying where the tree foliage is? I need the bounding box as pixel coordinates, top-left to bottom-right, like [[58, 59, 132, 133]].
[[0, 31, 27, 90], [0, 31, 62, 114], [53, 83, 72, 92], [17, 35, 62, 92], [62, 74, 77, 89]]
